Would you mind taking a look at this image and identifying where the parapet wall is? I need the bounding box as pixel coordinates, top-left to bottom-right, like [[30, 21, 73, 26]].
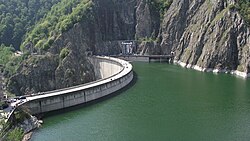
[[10, 56, 133, 116]]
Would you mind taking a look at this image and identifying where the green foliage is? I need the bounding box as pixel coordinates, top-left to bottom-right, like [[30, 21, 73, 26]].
[[22, 0, 93, 51], [0, 44, 24, 78], [4, 57, 22, 75], [0, 44, 14, 65], [0, 0, 61, 49], [14, 110, 30, 124], [138, 37, 159, 43], [60, 48, 70, 59], [236, 0, 250, 24], [0, 121, 11, 139], [148, 0, 173, 20], [6, 127, 24, 141], [0, 101, 8, 110], [229, 4, 236, 10]]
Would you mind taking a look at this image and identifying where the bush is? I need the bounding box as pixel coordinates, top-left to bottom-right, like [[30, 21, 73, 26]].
[[237, 0, 250, 24], [60, 48, 70, 59], [35, 39, 45, 49], [0, 44, 14, 65], [4, 55, 22, 77], [47, 38, 54, 45], [148, 0, 173, 20], [0, 102, 9, 110], [6, 127, 24, 141], [229, 4, 236, 10], [42, 42, 50, 51]]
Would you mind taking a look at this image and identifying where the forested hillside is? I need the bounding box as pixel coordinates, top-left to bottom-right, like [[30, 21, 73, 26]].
[[0, 0, 61, 49], [21, 0, 92, 52], [0, 0, 92, 79]]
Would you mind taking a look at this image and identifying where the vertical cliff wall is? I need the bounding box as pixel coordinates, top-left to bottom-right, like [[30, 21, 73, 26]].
[[158, 0, 250, 77], [135, 0, 250, 77]]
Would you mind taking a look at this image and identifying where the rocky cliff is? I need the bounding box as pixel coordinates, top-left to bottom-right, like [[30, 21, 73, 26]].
[[7, 21, 96, 95], [7, 0, 139, 95], [6, 0, 250, 95], [158, 0, 250, 77], [136, 0, 249, 77]]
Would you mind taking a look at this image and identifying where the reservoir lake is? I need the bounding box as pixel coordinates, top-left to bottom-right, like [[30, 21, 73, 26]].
[[31, 62, 250, 141]]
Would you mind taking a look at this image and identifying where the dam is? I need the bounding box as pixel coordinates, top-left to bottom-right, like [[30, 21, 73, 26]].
[[111, 55, 174, 63], [8, 56, 133, 119]]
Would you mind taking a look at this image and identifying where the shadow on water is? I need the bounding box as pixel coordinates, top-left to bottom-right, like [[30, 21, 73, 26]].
[[38, 71, 138, 119]]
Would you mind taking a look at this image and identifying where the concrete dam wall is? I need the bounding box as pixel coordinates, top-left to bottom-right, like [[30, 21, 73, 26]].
[[89, 57, 124, 79], [111, 55, 174, 63], [12, 56, 133, 115]]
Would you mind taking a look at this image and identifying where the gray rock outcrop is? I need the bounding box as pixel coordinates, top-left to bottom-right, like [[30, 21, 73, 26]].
[[7, 0, 139, 95], [18, 115, 41, 134], [7, 22, 96, 96], [135, 0, 160, 39], [158, 0, 250, 77], [6, 0, 250, 96]]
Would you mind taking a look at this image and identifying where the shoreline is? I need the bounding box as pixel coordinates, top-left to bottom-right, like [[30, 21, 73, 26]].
[[20, 115, 42, 141], [174, 60, 250, 79]]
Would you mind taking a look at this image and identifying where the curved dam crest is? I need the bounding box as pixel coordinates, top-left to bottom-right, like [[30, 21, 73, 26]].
[[8, 56, 133, 119]]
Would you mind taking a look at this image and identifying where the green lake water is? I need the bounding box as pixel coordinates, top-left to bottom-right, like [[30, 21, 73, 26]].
[[31, 62, 250, 141]]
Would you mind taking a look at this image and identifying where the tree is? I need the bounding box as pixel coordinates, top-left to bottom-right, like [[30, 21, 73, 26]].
[[0, 0, 61, 49], [6, 128, 24, 141]]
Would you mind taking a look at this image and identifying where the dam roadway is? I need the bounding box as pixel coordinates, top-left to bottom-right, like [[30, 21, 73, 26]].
[[7, 56, 133, 120]]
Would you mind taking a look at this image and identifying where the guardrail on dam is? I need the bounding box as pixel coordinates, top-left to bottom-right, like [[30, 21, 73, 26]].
[[9, 56, 133, 117]]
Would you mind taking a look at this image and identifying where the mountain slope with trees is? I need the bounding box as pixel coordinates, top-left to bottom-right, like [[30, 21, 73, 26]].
[[0, 0, 250, 96], [21, 0, 92, 52], [0, 0, 61, 49]]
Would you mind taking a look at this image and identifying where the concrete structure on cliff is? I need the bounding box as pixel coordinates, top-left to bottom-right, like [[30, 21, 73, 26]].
[[112, 55, 174, 63], [7, 56, 133, 119]]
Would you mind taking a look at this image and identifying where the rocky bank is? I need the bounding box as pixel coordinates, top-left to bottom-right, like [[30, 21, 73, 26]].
[[159, 0, 250, 77]]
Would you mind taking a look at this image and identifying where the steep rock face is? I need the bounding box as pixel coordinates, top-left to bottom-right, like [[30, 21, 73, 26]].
[[135, 0, 160, 39], [93, 0, 136, 41], [92, 0, 160, 55], [8, 54, 59, 95], [159, 0, 250, 76], [52, 22, 96, 89], [7, 0, 250, 95], [8, 22, 96, 96], [92, 0, 137, 55], [137, 41, 161, 55], [7, 0, 140, 95]]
